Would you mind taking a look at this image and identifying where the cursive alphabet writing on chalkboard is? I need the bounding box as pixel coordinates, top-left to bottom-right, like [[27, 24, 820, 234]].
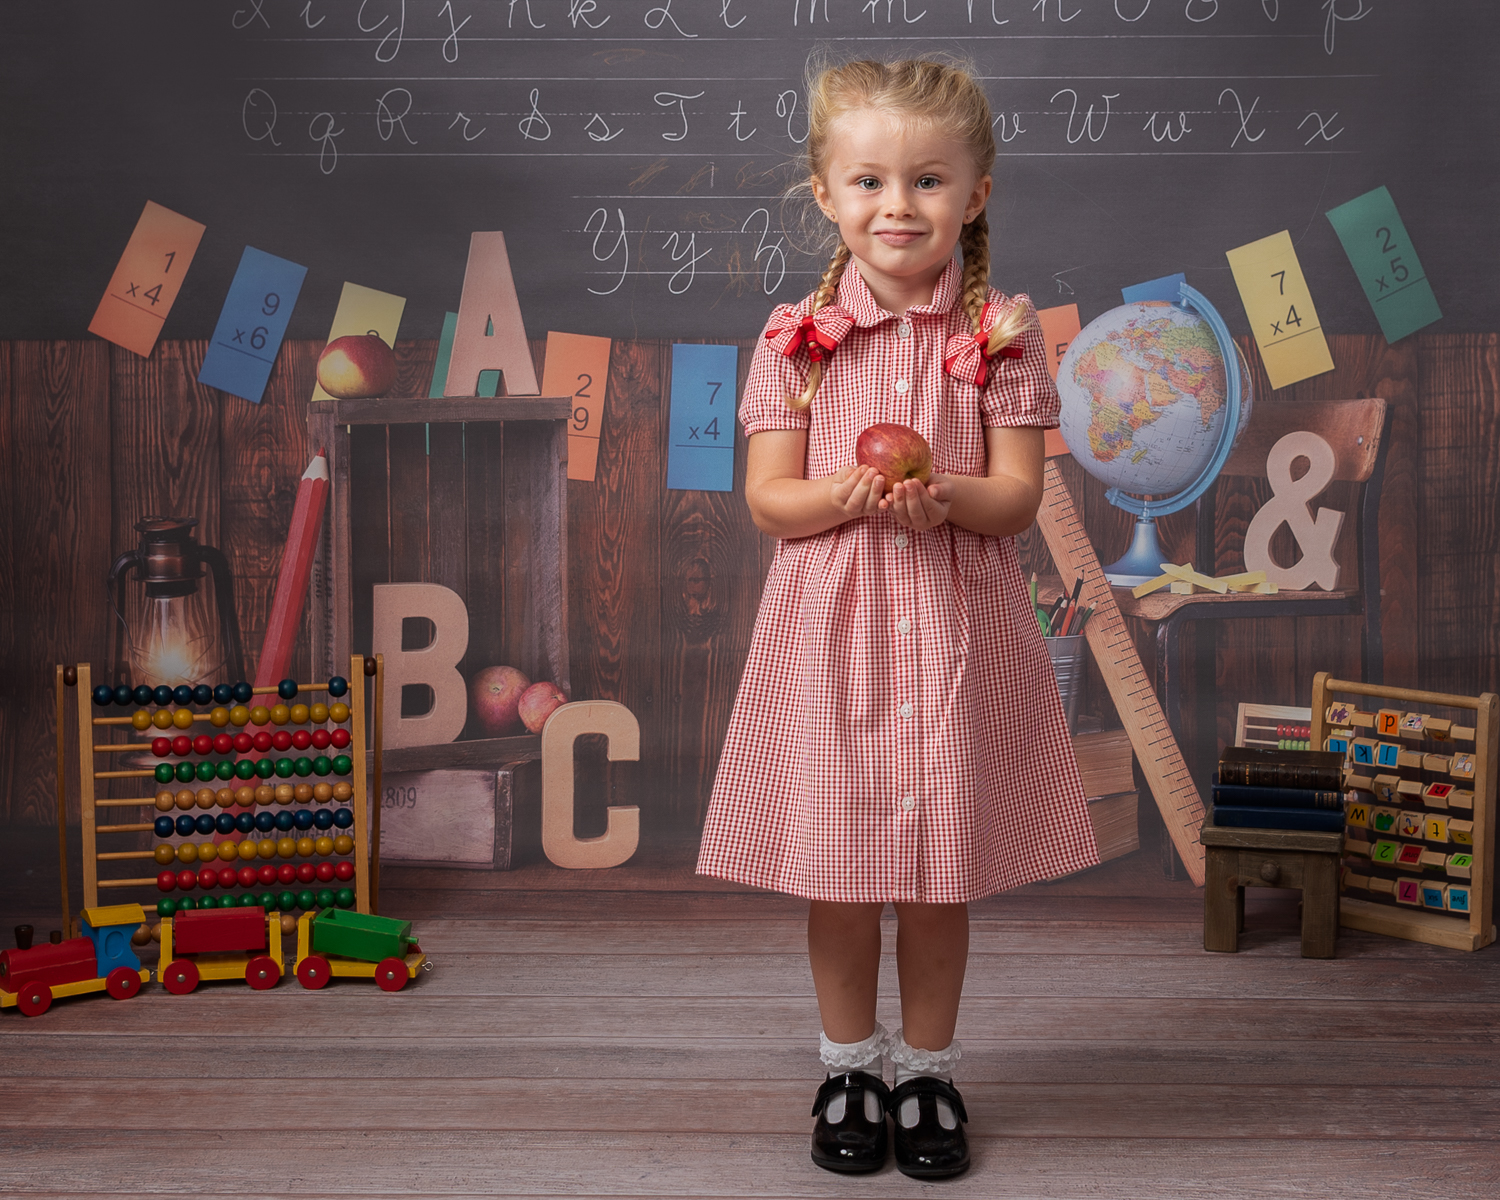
[[1219, 88, 1265, 148], [519, 89, 552, 142], [1299, 111, 1343, 144], [585, 208, 630, 297], [655, 91, 704, 142], [308, 112, 343, 175], [242, 88, 280, 146], [1322, 0, 1371, 56], [569, 0, 610, 30], [645, 1, 697, 39], [358, 0, 405, 63], [376, 89, 418, 145], [232, 1, 271, 32], [438, 1, 469, 63], [1052, 89, 1119, 144]]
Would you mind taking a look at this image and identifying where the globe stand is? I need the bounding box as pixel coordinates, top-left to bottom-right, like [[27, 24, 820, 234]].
[[1104, 517, 1171, 588]]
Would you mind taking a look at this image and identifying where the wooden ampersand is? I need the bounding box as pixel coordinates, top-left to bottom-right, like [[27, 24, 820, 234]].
[[1243, 431, 1345, 590], [540, 701, 640, 869]]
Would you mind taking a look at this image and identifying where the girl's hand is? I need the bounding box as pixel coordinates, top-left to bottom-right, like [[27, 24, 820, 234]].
[[828, 465, 886, 518], [881, 474, 953, 530]]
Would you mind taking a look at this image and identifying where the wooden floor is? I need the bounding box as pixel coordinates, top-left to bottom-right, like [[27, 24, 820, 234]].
[[2, 825, 1498, 1199]]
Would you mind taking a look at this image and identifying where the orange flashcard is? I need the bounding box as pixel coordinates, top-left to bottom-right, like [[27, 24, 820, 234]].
[[542, 332, 612, 482], [88, 201, 206, 357], [1036, 304, 1081, 459]]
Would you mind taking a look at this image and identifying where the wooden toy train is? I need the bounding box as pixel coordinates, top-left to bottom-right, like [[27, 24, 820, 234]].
[[0, 904, 151, 1016]]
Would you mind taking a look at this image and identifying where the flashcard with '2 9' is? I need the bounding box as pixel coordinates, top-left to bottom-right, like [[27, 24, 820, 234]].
[[197, 247, 307, 403]]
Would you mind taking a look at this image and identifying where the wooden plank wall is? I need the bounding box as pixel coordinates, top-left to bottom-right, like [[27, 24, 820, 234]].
[[3, 335, 1496, 831]]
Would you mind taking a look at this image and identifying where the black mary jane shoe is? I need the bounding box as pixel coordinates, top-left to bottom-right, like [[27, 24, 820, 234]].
[[810, 1070, 892, 1174], [889, 1076, 970, 1179]]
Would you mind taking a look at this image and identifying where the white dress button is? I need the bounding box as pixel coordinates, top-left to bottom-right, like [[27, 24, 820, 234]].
[[894, 379, 909, 394], [897, 323, 911, 340], [895, 533, 908, 549], [900, 794, 916, 811], [899, 702, 913, 719], [897, 617, 912, 634]]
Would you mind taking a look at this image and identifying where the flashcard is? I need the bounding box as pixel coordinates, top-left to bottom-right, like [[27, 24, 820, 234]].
[[1325, 187, 1443, 343], [1121, 273, 1186, 305], [1225, 231, 1334, 389], [88, 201, 206, 357], [1036, 303, 1081, 381], [666, 343, 739, 492], [542, 332, 613, 484], [196, 247, 307, 403], [311, 283, 406, 402]]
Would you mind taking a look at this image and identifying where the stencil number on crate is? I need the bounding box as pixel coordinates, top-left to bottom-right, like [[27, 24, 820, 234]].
[[383, 784, 419, 810]]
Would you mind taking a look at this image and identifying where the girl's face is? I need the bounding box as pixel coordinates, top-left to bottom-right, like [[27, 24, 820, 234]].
[[811, 107, 991, 313]]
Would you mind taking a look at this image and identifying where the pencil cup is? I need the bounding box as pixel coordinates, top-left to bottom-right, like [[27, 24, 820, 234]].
[[1045, 635, 1088, 735]]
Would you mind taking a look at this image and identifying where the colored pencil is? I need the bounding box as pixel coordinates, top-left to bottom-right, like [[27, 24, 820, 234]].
[[253, 449, 330, 689]]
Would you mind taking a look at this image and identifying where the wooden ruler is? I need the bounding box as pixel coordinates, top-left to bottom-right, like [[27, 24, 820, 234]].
[[1037, 459, 1206, 885]]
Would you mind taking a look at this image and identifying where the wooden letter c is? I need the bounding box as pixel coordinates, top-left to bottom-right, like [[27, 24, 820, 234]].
[[540, 701, 640, 869]]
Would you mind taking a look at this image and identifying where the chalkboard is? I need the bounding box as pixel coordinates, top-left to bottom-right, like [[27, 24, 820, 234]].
[[3, 1, 1496, 345]]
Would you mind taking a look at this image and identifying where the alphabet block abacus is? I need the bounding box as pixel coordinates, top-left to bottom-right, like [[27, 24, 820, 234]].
[[65, 659, 379, 927], [1312, 673, 1497, 951]]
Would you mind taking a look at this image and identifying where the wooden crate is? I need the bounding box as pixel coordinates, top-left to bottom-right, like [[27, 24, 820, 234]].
[[1312, 673, 1497, 951], [307, 396, 571, 777]]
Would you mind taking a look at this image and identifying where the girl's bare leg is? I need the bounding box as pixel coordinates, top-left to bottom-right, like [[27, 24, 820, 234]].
[[807, 900, 884, 1042], [892, 902, 968, 1050]]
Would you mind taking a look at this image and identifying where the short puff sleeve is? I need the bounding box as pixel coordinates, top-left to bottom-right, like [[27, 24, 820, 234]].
[[739, 303, 813, 437], [978, 293, 1061, 430]]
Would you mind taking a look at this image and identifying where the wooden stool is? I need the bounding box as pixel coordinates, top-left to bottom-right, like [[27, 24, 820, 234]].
[[1201, 823, 1344, 958]]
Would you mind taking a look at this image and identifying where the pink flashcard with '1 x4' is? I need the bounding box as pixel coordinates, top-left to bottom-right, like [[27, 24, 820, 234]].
[[88, 201, 206, 357]]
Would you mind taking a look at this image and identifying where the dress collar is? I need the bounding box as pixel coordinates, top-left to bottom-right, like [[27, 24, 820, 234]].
[[836, 256, 962, 327]]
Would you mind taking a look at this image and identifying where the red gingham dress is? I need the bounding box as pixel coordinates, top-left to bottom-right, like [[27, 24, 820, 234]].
[[696, 258, 1099, 904]]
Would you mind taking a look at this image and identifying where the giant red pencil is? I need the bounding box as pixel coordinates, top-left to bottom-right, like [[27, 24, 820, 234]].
[[253, 449, 330, 689]]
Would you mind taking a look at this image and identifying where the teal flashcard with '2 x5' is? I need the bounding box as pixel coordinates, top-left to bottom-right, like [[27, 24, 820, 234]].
[[197, 246, 307, 403], [1325, 186, 1442, 344], [666, 343, 738, 492]]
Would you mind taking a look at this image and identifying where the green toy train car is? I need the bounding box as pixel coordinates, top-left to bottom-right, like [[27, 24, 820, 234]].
[[293, 909, 425, 991]]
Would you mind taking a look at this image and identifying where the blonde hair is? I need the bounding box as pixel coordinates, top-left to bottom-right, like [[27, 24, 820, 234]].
[[785, 59, 1031, 411]]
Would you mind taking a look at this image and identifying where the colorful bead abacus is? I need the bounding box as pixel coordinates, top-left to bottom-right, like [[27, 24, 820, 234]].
[[71, 660, 377, 925]]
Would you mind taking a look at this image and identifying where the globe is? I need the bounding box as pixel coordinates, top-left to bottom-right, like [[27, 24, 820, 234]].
[[1056, 290, 1255, 584]]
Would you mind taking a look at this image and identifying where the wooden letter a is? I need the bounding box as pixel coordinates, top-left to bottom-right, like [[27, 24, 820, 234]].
[[443, 232, 539, 397]]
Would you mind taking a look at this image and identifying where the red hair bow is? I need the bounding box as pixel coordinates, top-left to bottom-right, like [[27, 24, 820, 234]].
[[943, 302, 1025, 388], [764, 304, 856, 363]]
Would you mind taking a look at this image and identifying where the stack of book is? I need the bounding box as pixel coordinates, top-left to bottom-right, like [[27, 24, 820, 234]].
[[1074, 727, 1139, 862], [1212, 746, 1346, 833]]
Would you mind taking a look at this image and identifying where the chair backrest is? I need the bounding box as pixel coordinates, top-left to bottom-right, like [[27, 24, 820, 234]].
[[1221, 397, 1387, 482]]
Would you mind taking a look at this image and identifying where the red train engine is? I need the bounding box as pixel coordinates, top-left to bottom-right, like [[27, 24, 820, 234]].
[[0, 904, 151, 1017]]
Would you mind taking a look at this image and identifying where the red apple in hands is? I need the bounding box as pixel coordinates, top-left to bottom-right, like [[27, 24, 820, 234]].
[[518, 681, 569, 733], [470, 665, 530, 737], [855, 424, 933, 494], [317, 333, 397, 398]]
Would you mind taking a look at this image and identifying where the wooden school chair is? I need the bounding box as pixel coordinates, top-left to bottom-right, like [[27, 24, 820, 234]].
[[1116, 397, 1392, 797]]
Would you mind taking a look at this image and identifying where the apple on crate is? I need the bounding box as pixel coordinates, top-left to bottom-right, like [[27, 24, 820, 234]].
[[519, 681, 569, 733], [317, 333, 397, 399], [469, 665, 530, 737], [855, 423, 932, 493]]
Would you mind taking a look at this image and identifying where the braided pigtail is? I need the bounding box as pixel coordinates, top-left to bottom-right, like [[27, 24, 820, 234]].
[[786, 241, 852, 412], [959, 213, 1036, 356]]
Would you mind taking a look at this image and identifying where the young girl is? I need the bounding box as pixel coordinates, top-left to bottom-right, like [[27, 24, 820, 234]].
[[696, 59, 1098, 1179]]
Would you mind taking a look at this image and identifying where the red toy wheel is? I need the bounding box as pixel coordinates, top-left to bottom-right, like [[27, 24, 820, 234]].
[[105, 967, 141, 1000], [162, 958, 199, 995], [16, 981, 52, 1017], [296, 955, 331, 990], [374, 957, 408, 992], [244, 955, 280, 990]]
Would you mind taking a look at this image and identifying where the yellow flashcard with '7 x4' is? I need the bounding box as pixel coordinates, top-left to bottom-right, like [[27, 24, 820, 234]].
[[1225, 231, 1335, 390]]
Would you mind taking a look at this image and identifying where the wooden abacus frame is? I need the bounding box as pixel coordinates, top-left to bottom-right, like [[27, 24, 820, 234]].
[[59, 658, 380, 923], [1311, 673, 1497, 951]]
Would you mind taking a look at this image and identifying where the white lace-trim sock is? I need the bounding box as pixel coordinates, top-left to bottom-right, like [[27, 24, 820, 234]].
[[818, 1023, 888, 1124], [887, 1030, 962, 1131]]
